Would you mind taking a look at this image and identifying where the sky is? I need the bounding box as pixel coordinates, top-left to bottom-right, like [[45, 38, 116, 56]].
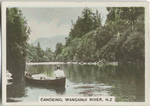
[[19, 7, 108, 43]]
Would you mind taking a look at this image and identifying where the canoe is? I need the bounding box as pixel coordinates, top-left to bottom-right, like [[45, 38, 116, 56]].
[[25, 71, 66, 87]]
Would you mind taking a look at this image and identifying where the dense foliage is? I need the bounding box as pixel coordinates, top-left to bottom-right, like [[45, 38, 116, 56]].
[[8, 7, 144, 64], [26, 43, 54, 62], [6, 8, 31, 71], [54, 7, 144, 63], [26, 8, 103, 62], [66, 8, 102, 46]]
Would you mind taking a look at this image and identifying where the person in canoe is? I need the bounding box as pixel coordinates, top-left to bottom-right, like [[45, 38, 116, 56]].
[[25, 71, 32, 78], [53, 65, 65, 79]]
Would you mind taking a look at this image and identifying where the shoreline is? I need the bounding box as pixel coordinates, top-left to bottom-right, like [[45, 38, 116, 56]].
[[26, 62, 78, 65], [26, 62, 118, 65]]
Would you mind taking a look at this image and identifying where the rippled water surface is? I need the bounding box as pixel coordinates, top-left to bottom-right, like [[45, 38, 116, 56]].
[[7, 63, 144, 102]]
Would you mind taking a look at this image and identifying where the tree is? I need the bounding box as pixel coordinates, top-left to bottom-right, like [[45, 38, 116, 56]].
[[45, 48, 54, 61], [6, 8, 30, 80], [56, 7, 144, 63], [69, 8, 102, 39], [106, 7, 144, 29], [54, 43, 63, 61], [36, 42, 44, 61], [26, 44, 54, 62], [104, 7, 144, 63], [7, 8, 30, 70]]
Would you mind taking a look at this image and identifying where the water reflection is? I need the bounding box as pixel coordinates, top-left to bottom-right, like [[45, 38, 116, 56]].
[[7, 80, 27, 102], [112, 64, 144, 102], [7, 63, 145, 102], [25, 83, 66, 95], [7, 64, 26, 102], [66, 64, 118, 84]]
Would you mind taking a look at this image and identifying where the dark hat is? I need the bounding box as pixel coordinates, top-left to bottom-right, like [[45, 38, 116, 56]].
[[56, 65, 60, 69]]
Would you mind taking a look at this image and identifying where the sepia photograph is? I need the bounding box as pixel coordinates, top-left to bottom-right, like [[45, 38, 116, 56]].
[[2, 1, 149, 105]]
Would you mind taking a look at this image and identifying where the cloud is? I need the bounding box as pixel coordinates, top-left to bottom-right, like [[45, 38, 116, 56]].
[[20, 7, 108, 43], [21, 7, 108, 25], [27, 18, 70, 43]]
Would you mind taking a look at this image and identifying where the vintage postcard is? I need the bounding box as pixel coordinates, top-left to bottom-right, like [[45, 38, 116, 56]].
[[2, 1, 149, 106]]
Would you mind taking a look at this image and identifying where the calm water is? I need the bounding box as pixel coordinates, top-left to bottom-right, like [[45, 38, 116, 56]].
[[7, 63, 144, 102]]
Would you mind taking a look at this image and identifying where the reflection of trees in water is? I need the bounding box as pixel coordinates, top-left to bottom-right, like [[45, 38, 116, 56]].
[[27, 64, 67, 77], [7, 63, 26, 102], [25, 83, 66, 95], [7, 80, 26, 102], [66, 64, 118, 84], [66, 64, 144, 102], [27, 65, 54, 77], [111, 64, 144, 102], [134, 64, 144, 102], [25, 64, 144, 102], [9, 63, 25, 81]]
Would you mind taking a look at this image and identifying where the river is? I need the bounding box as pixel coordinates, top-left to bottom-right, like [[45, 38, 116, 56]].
[[7, 63, 144, 102]]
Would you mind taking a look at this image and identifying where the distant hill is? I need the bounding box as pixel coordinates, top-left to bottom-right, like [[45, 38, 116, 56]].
[[31, 35, 68, 52]]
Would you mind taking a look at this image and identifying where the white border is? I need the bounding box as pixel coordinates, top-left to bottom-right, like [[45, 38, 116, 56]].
[[2, 1, 149, 106]]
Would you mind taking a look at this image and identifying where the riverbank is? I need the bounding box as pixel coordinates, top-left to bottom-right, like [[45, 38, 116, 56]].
[[26, 62, 78, 65], [26, 62, 118, 66]]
